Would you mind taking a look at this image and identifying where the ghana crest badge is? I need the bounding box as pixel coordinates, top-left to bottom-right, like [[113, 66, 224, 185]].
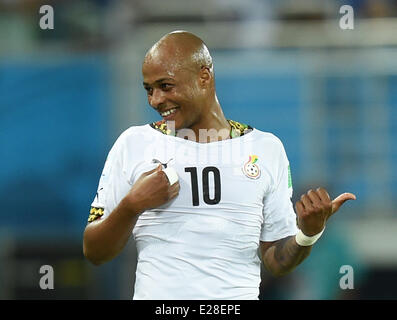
[[242, 155, 261, 179]]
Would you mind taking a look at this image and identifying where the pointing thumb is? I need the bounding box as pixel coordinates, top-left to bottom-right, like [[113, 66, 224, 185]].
[[331, 192, 356, 214]]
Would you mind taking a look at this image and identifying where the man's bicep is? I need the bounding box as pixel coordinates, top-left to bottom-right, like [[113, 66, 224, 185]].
[[259, 240, 276, 261], [260, 140, 298, 242], [89, 134, 131, 223]]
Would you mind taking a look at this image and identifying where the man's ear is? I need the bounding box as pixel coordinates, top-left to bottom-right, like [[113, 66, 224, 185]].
[[199, 66, 212, 87]]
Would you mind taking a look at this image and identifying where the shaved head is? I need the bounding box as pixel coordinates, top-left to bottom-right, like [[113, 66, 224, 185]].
[[142, 31, 225, 134], [144, 31, 213, 75]]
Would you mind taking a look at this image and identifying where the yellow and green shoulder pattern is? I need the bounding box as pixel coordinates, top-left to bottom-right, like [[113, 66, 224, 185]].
[[88, 206, 104, 223]]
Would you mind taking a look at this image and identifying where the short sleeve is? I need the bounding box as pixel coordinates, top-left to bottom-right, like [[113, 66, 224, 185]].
[[88, 133, 131, 223], [260, 139, 298, 242]]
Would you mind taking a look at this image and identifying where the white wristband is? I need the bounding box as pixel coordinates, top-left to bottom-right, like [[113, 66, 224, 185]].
[[295, 228, 325, 246], [163, 167, 179, 186]]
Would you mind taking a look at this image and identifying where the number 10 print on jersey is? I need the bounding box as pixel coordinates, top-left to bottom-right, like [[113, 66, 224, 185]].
[[185, 167, 221, 206]]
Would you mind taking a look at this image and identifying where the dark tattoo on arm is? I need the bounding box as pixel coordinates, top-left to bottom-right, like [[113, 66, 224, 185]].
[[262, 236, 312, 277]]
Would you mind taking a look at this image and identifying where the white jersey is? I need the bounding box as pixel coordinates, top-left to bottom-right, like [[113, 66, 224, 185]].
[[89, 121, 298, 300]]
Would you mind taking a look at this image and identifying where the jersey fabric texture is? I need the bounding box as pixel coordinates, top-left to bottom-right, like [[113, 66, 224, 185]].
[[89, 120, 298, 300]]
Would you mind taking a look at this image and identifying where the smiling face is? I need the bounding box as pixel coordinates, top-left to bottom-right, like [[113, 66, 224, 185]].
[[142, 57, 204, 130], [142, 31, 214, 131]]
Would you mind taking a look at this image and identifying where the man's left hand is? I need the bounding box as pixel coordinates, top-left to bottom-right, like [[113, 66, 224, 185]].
[[295, 187, 356, 236]]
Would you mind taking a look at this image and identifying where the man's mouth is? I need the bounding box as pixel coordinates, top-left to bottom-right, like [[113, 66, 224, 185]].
[[160, 107, 179, 118]]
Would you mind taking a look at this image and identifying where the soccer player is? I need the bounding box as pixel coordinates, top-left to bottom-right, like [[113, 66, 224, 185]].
[[83, 31, 356, 299]]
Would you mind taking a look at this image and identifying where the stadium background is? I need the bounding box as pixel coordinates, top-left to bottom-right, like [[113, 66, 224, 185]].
[[0, 0, 396, 299]]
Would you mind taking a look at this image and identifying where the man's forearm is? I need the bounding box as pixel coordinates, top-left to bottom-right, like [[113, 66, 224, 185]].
[[83, 198, 141, 265], [262, 236, 312, 277]]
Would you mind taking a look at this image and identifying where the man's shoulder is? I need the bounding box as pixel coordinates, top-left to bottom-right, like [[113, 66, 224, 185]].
[[109, 123, 158, 153], [250, 130, 289, 169], [227, 120, 285, 152], [115, 123, 157, 142], [250, 128, 285, 148], [119, 123, 149, 137]]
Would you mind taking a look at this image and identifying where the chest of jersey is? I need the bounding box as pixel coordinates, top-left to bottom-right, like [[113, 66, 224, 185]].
[[129, 135, 273, 242], [132, 138, 270, 208]]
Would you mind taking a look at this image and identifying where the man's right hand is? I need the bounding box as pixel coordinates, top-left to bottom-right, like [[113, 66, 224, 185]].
[[122, 164, 180, 215], [84, 164, 179, 265]]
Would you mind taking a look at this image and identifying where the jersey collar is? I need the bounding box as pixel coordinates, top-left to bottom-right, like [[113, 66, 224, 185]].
[[150, 119, 253, 139]]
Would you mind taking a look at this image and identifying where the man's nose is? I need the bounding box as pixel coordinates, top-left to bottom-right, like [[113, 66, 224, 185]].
[[149, 88, 166, 109]]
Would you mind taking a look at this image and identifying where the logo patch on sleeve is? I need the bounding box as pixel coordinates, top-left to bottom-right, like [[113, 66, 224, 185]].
[[88, 207, 104, 223]]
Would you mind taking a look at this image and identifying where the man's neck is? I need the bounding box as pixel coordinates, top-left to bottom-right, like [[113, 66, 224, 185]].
[[187, 102, 231, 143]]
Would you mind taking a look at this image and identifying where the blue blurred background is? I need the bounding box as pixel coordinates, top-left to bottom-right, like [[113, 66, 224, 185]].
[[1, 0, 396, 299]]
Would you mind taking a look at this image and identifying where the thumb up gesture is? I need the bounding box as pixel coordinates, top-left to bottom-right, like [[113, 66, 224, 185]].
[[295, 187, 356, 236]]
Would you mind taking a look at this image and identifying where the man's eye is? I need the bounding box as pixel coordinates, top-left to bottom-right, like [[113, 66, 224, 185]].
[[144, 87, 152, 94], [160, 83, 173, 90]]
